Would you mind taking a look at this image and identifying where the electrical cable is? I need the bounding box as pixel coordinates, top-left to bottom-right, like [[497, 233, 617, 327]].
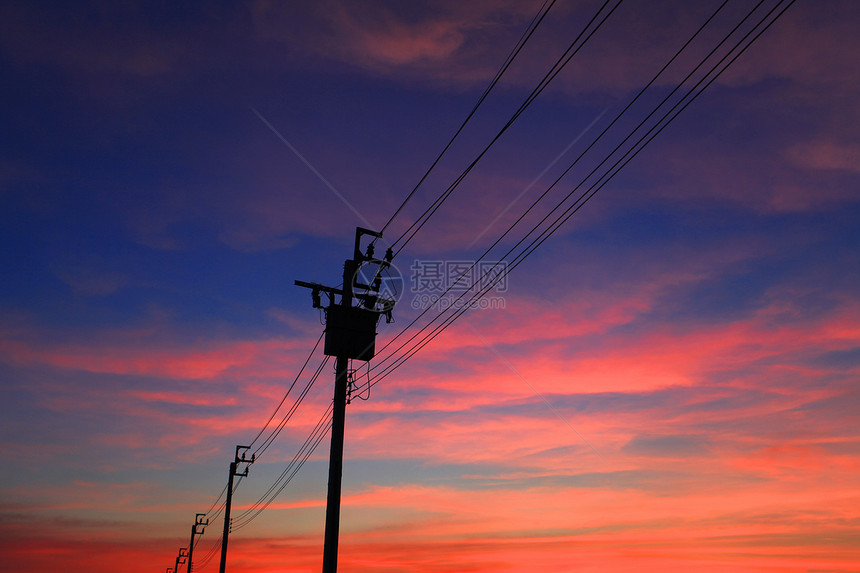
[[191, 536, 222, 571], [389, 0, 625, 255], [368, 0, 736, 372], [248, 331, 325, 450], [170, 0, 796, 559], [252, 354, 331, 459], [379, 0, 558, 236], [208, 10, 798, 539], [373, 0, 795, 384], [200, 335, 327, 525], [233, 364, 331, 520], [231, 404, 334, 529], [190, 3, 628, 536], [368, 0, 796, 388], [202, 483, 229, 521]]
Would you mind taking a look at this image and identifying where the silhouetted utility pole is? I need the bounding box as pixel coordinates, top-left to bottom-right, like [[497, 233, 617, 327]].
[[187, 513, 208, 573], [173, 548, 187, 573], [296, 227, 395, 573], [219, 445, 254, 573]]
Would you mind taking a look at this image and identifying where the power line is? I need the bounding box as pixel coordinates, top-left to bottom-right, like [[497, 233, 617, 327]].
[[367, 0, 736, 375], [252, 354, 331, 459], [202, 483, 229, 522], [191, 536, 222, 571], [192, 0, 569, 552], [232, 361, 333, 525], [231, 404, 334, 530], [248, 331, 325, 450], [368, 0, 796, 388], [200, 334, 327, 526], [182, 338, 329, 568], [379, 0, 559, 236], [212, 0, 797, 540], [170, 1, 797, 566], [390, 0, 625, 255], [372, 0, 790, 382], [197, 5, 625, 537]]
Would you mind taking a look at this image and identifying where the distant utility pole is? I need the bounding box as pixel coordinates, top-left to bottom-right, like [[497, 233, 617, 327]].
[[173, 548, 187, 573], [187, 513, 208, 573], [219, 445, 254, 573], [296, 227, 395, 573]]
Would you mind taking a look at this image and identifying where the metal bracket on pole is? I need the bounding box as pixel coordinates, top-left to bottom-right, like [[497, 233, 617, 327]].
[[186, 513, 208, 573], [218, 445, 254, 573]]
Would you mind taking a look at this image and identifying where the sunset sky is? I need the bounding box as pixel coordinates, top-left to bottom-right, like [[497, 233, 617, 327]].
[[2, 0, 859, 572]]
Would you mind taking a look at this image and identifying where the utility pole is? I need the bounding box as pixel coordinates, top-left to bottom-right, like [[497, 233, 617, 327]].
[[296, 227, 395, 573], [173, 548, 187, 573], [219, 445, 254, 573], [187, 513, 208, 573]]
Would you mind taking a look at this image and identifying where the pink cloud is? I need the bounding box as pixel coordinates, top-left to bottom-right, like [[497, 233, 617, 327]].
[[337, 278, 860, 470], [788, 140, 860, 173], [373, 233, 789, 366], [641, 135, 860, 212], [0, 316, 341, 462], [252, 0, 537, 82], [0, 326, 314, 380], [247, 0, 859, 101], [333, 9, 465, 68]]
